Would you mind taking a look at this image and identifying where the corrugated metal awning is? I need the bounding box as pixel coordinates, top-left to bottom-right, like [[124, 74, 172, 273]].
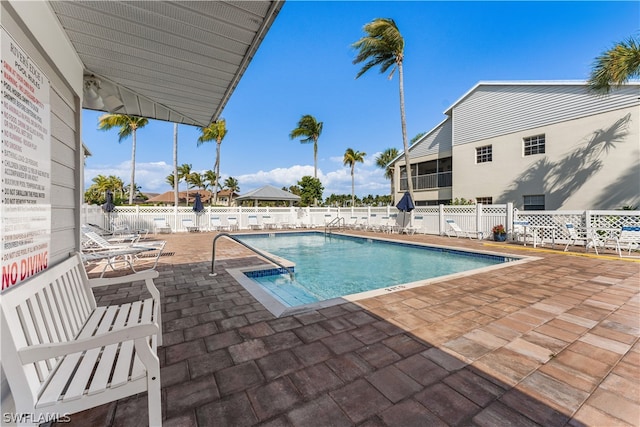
[[49, 1, 283, 127]]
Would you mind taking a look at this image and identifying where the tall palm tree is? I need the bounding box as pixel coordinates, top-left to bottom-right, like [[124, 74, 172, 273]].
[[177, 163, 193, 206], [343, 148, 366, 207], [290, 115, 323, 178], [188, 172, 206, 192], [588, 35, 640, 94], [197, 119, 227, 205], [223, 177, 240, 206], [352, 18, 414, 199], [173, 123, 179, 207], [97, 114, 149, 204], [203, 169, 217, 205], [375, 147, 399, 203]]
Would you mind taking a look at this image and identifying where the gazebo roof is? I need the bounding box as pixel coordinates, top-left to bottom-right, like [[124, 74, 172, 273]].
[[235, 185, 300, 202]]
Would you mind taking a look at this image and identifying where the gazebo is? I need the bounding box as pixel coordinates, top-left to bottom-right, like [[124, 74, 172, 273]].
[[235, 185, 300, 207]]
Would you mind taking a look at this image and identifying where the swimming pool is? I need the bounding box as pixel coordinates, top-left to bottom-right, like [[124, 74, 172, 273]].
[[229, 232, 526, 316]]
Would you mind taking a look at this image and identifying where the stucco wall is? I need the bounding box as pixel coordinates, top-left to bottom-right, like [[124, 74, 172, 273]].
[[452, 106, 640, 210]]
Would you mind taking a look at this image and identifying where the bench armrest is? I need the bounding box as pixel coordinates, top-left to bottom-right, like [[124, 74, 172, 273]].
[[88, 269, 160, 300], [18, 323, 159, 364]]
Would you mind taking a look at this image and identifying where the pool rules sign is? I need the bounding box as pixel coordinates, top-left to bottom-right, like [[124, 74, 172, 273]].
[[1, 28, 51, 291]]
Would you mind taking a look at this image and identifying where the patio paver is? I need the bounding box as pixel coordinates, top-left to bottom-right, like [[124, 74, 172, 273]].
[[56, 230, 639, 426]]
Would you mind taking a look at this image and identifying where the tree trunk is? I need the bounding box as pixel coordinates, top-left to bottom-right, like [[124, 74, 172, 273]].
[[173, 123, 179, 207], [313, 139, 318, 179], [213, 141, 221, 205], [398, 61, 414, 200], [351, 165, 355, 207], [129, 129, 136, 205]]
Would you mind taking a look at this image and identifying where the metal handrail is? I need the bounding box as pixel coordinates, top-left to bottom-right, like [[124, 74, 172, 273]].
[[210, 232, 294, 279], [325, 217, 345, 235]]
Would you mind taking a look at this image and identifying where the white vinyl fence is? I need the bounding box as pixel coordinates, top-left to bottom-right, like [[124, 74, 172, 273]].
[[82, 204, 640, 244]]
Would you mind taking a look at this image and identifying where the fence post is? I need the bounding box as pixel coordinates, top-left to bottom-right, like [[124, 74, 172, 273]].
[[506, 203, 513, 235], [476, 203, 483, 238], [439, 204, 445, 236], [585, 210, 592, 228]]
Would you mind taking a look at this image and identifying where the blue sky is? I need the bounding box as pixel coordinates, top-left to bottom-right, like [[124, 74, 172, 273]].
[[82, 1, 639, 198]]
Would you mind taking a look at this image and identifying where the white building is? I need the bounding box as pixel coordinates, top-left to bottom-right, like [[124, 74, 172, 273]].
[[391, 81, 640, 210]]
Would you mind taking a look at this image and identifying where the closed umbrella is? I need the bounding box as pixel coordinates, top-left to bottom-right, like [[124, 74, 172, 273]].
[[193, 193, 204, 228], [102, 190, 115, 228], [395, 191, 415, 228]]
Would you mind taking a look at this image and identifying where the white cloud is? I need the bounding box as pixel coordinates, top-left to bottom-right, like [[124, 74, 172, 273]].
[[84, 161, 172, 193], [84, 160, 390, 198]]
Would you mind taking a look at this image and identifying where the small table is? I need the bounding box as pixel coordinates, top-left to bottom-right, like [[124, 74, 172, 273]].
[[524, 225, 558, 248]]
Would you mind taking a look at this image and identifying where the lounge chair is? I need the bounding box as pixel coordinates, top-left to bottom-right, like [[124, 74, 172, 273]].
[[183, 218, 200, 232], [345, 216, 358, 229], [445, 219, 480, 239], [153, 218, 172, 234], [402, 215, 423, 235], [354, 216, 369, 231], [604, 225, 640, 257], [248, 215, 263, 230], [262, 215, 278, 229], [227, 217, 239, 231], [112, 220, 149, 239], [563, 222, 602, 254], [210, 216, 226, 231], [81, 230, 166, 276], [384, 215, 400, 234]]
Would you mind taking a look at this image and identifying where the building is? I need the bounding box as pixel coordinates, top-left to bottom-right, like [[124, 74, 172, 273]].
[[391, 81, 640, 210]]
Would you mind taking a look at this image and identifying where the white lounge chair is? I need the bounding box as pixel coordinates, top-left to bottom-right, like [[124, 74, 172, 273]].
[[183, 218, 200, 232], [345, 216, 359, 229], [227, 217, 239, 231], [445, 219, 480, 239], [210, 216, 226, 231], [248, 215, 263, 230], [402, 215, 423, 235], [81, 230, 166, 276], [604, 225, 640, 257], [563, 222, 602, 254], [153, 217, 172, 234], [262, 215, 278, 229]]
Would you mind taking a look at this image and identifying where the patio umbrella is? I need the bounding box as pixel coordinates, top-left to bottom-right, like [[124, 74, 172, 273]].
[[396, 191, 415, 228], [192, 192, 204, 228], [102, 190, 115, 228]]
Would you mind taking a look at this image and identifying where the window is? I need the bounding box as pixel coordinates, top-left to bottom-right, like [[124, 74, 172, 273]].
[[476, 197, 493, 205], [523, 195, 545, 211], [524, 134, 545, 156], [476, 145, 492, 163]]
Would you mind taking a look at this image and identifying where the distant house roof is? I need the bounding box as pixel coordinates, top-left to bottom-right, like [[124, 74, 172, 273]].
[[235, 185, 300, 202]]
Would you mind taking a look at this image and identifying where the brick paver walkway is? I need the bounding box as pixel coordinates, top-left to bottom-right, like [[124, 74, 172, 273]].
[[67, 230, 639, 426]]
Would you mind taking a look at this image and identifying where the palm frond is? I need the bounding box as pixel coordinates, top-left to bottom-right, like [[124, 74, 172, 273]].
[[588, 36, 640, 94]]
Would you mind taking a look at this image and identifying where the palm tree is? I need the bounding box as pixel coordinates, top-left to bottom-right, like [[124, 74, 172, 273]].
[[188, 172, 206, 192], [223, 177, 239, 206], [352, 18, 414, 199], [172, 123, 179, 207], [588, 35, 640, 94], [343, 148, 366, 207], [197, 119, 227, 205], [177, 163, 193, 206], [97, 114, 149, 204], [166, 174, 176, 189], [290, 115, 323, 178], [375, 148, 399, 203]]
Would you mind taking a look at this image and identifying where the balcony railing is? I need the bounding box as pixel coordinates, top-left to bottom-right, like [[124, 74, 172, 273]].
[[400, 171, 452, 191]]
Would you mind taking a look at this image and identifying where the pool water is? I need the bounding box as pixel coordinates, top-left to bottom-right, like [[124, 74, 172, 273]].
[[237, 232, 513, 307]]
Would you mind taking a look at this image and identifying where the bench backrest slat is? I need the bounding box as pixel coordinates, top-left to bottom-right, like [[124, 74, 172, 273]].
[[0, 253, 97, 407]]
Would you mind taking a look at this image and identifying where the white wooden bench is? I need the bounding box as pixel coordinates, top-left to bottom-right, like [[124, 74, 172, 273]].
[[1, 253, 162, 426]]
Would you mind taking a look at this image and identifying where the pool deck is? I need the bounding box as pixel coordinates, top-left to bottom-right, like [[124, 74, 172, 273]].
[[72, 230, 639, 426]]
